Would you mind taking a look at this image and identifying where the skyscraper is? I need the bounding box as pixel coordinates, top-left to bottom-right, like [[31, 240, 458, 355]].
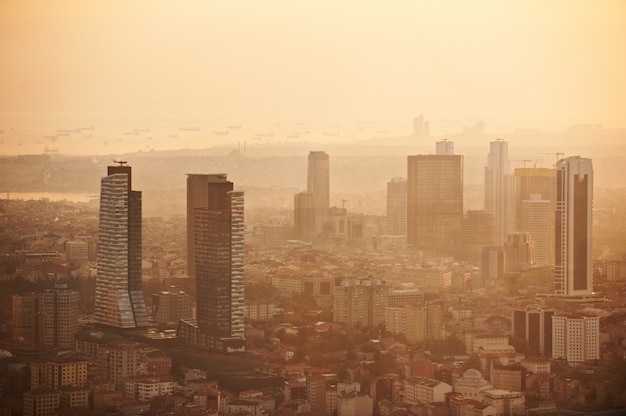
[[307, 151, 330, 215], [407, 142, 463, 253], [294, 192, 316, 241], [385, 177, 407, 236], [554, 157, 593, 296], [94, 163, 148, 328], [484, 140, 514, 246], [514, 167, 556, 263], [522, 195, 552, 265], [179, 174, 245, 352], [187, 174, 215, 278]]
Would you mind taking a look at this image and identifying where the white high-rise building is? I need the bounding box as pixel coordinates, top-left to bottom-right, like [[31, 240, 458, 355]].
[[552, 315, 599, 365], [554, 157, 593, 296], [484, 140, 514, 246], [94, 163, 148, 328]]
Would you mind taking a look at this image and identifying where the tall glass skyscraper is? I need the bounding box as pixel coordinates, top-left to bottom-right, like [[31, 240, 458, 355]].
[[407, 142, 463, 253], [484, 140, 514, 246], [554, 156, 593, 296], [179, 174, 245, 352], [94, 163, 148, 328]]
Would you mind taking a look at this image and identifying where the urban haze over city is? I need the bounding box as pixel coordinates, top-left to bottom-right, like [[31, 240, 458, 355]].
[[1, 2, 625, 416]]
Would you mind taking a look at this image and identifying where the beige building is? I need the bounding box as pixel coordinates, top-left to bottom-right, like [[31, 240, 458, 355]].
[[23, 389, 61, 416], [385, 303, 442, 343], [334, 278, 387, 328], [552, 315, 600, 365], [404, 376, 452, 405]]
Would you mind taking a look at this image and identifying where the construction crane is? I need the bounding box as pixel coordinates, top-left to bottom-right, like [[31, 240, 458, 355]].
[[341, 199, 349, 209], [512, 159, 532, 168]]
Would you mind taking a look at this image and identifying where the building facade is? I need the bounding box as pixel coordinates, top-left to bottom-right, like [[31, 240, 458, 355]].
[[521, 195, 552, 266], [554, 156, 593, 296], [294, 192, 316, 241], [407, 145, 463, 254], [552, 315, 599, 365], [94, 163, 148, 328], [179, 174, 245, 352], [386, 177, 407, 236], [334, 278, 387, 328], [307, 151, 330, 215], [484, 140, 514, 246]]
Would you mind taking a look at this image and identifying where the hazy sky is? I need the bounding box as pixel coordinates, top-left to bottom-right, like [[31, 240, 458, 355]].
[[1, 0, 625, 133]]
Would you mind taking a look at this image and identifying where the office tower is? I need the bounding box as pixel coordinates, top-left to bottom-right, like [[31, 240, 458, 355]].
[[179, 174, 245, 352], [504, 232, 534, 273], [552, 315, 599, 365], [39, 284, 79, 350], [334, 278, 387, 328], [511, 307, 554, 356], [522, 195, 552, 265], [65, 240, 89, 261], [514, 167, 556, 228], [484, 140, 514, 245], [94, 163, 148, 328], [407, 142, 463, 253], [307, 151, 330, 215], [386, 178, 407, 236], [187, 174, 215, 278], [481, 246, 505, 284], [554, 157, 593, 296], [294, 192, 316, 241]]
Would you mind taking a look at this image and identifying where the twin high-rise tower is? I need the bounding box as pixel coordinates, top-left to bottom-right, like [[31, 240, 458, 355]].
[[94, 163, 148, 328], [179, 174, 245, 352], [554, 156, 593, 296]]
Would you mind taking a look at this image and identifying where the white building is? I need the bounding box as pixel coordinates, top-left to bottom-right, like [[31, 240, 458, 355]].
[[552, 315, 600, 365], [404, 377, 452, 405], [125, 377, 174, 402]]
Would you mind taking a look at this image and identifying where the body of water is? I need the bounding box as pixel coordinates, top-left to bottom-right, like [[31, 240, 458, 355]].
[[3, 192, 98, 203]]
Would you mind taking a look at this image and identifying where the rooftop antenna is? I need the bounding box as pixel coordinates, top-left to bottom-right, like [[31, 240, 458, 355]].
[[113, 160, 127, 166]]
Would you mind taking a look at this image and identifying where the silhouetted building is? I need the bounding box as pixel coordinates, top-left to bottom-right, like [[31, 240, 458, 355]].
[[178, 174, 245, 352], [482, 246, 505, 284], [504, 232, 534, 273], [307, 151, 330, 215], [461, 210, 493, 261], [413, 115, 429, 138], [511, 307, 554, 356], [386, 177, 407, 236], [485, 140, 514, 246], [187, 174, 217, 279], [94, 163, 148, 328], [294, 192, 316, 241], [554, 157, 593, 296], [407, 142, 463, 254]]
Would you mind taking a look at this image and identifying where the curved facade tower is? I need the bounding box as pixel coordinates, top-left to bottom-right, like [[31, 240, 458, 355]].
[[94, 164, 148, 328]]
